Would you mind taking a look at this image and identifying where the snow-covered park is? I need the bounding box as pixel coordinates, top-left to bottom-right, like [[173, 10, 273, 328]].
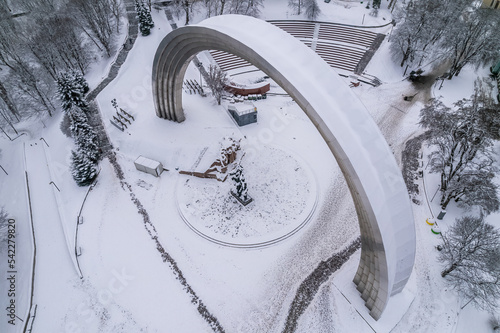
[[1, 0, 499, 332]]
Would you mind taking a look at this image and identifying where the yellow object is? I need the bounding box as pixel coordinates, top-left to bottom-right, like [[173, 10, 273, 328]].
[[426, 218, 435, 226]]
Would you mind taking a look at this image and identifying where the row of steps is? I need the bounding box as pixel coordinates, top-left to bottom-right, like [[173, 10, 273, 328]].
[[208, 20, 383, 75]]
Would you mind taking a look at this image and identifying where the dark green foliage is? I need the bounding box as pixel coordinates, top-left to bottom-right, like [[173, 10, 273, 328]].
[[136, 1, 154, 36], [71, 149, 98, 186], [67, 106, 101, 186], [56, 71, 89, 112], [69, 107, 101, 162], [60, 112, 72, 138], [230, 164, 248, 201]]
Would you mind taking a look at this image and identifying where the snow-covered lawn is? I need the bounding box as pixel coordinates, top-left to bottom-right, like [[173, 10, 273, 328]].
[[1, 1, 498, 332]]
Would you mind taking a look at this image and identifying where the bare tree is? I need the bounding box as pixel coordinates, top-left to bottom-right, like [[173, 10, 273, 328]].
[[420, 93, 500, 214], [16, 0, 59, 14], [0, 104, 19, 134], [0, 80, 19, 121], [8, 61, 57, 117], [288, 0, 304, 15], [228, 0, 263, 16], [206, 65, 228, 105], [439, 215, 500, 311], [0, 0, 105, 121], [109, 0, 124, 32], [304, 0, 320, 20], [0, 19, 56, 117], [440, 8, 500, 79], [389, 0, 477, 70], [172, 0, 199, 25], [70, 0, 119, 57], [28, 15, 92, 79]]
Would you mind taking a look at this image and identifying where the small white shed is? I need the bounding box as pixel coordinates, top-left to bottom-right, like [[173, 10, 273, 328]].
[[134, 156, 163, 177]]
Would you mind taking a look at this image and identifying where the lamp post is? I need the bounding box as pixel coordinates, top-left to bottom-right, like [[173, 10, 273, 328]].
[[197, 62, 203, 87]]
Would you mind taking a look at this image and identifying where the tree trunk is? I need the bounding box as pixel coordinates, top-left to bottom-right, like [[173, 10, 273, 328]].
[[440, 193, 453, 210], [441, 263, 457, 277], [220, 0, 225, 15], [0, 108, 18, 134], [184, 1, 190, 25], [0, 80, 20, 121]]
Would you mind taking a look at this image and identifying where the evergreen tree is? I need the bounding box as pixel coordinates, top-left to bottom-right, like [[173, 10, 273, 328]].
[[230, 164, 249, 201], [143, 2, 154, 30], [372, 0, 381, 9], [56, 71, 89, 112], [71, 149, 98, 186], [136, 1, 154, 36], [69, 107, 101, 162], [73, 71, 90, 95]]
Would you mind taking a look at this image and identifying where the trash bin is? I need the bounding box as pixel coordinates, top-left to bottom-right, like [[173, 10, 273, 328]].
[[437, 210, 446, 220]]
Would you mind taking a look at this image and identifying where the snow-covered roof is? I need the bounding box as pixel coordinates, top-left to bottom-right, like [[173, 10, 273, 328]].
[[228, 102, 257, 115], [135, 155, 162, 169]]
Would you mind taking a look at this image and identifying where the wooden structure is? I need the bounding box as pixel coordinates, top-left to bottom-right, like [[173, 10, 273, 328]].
[[224, 82, 270, 96], [179, 138, 241, 182]]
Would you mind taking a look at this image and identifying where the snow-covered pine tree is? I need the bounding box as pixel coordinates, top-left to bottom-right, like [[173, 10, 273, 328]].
[[230, 164, 249, 201], [136, 1, 154, 36], [56, 71, 89, 112], [372, 0, 381, 9], [72, 71, 90, 95], [56, 72, 75, 112], [143, 2, 154, 30], [69, 107, 101, 162], [71, 149, 98, 186]]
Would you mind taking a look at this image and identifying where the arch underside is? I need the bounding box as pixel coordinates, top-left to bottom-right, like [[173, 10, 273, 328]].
[[152, 15, 415, 320]]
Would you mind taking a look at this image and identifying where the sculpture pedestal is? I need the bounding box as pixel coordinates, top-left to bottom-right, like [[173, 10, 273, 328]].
[[230, 190, 253, 206]]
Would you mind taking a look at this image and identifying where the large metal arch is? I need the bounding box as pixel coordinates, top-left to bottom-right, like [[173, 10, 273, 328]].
[[152, 15, 415, 320]]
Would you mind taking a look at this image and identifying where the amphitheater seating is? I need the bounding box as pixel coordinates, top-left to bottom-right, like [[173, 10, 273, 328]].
[[208, 20, 384, 75]]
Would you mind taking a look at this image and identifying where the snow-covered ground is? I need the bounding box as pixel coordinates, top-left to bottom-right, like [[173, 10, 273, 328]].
[[1, 1, 499, 333]]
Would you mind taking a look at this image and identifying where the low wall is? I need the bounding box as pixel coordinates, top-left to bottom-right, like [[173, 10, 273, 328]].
[[224, 83, 270, 96]]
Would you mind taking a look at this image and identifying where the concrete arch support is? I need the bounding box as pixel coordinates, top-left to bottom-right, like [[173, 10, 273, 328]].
[[152, 15, 415, 320]]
